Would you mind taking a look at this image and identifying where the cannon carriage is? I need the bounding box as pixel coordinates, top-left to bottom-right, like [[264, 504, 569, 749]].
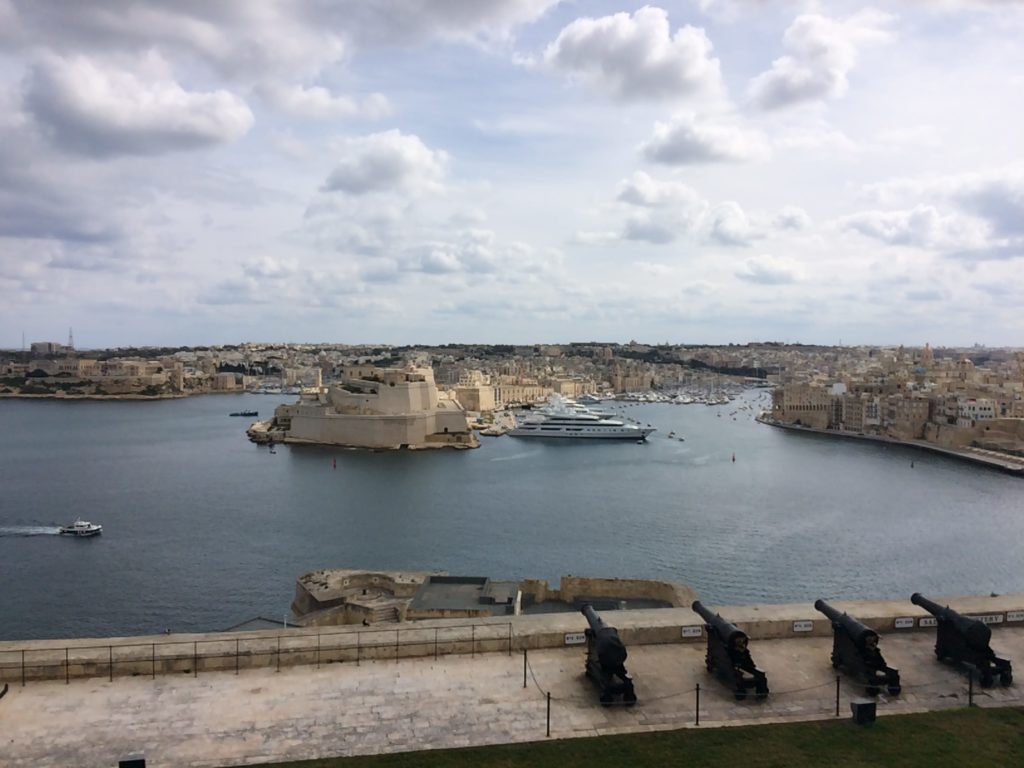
[[814, 599, 900, 696], [911, 593, 1012, 687], [691, 600, 769, 700], [580, 604, 637, 706]]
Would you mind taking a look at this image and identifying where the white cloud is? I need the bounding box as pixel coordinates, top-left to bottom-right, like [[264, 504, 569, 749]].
[[709, 202, 757, 246], [774, 205, 811, 230], [543, 6, 722, 101], [24, 53, 253, 156], [749, 9, 896, 109], [841, 205, 989, 250], [616, 171, 703, 208], [257, 83, 390, 120], [641, 113, 769, 164], [735, 254, 799, 284], [322, 130, 447, 196]]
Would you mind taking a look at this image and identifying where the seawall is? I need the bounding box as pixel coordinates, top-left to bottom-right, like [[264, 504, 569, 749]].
[[757, 416, 1024, 475]]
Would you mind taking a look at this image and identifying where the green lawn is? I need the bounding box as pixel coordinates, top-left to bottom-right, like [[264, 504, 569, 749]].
[[254, 707, 1024, 768]]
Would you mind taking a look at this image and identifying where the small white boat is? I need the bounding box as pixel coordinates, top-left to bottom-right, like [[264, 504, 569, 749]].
[[59, 518, 102, 537]]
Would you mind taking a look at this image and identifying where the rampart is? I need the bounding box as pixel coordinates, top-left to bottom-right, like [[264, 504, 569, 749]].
[[3, 593, 1021, 685]]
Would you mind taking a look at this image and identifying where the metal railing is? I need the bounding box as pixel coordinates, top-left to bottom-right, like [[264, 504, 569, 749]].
[[0, 621, 514, 686]]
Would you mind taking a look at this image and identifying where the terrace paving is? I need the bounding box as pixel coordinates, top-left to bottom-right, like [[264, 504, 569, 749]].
[[4, 627, 1023, 767]]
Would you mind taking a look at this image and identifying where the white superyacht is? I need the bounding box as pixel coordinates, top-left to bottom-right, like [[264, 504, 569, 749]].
[[509, 396, 654, 440]]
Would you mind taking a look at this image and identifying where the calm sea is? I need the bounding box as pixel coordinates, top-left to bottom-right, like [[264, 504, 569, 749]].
[[1, 391, 1022, 641]]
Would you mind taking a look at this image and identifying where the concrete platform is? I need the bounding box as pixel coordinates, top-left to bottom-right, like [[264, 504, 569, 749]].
[[4, 627, 1023, 768]]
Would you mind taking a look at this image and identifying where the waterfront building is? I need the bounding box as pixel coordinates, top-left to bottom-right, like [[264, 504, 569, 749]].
[[271, 366, 478, 449]]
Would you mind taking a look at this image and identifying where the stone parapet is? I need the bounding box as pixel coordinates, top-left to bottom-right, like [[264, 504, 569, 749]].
[[3, 594, 1021, 684]]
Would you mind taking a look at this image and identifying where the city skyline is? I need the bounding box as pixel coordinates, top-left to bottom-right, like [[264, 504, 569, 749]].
[[2, 1, 1023, 348]]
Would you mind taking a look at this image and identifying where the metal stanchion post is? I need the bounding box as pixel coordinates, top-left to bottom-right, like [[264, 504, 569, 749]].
[[109, 646, 113, 682], [356, 632, 361, 666], [194, 641, 198, 678], [508, 623, 512, 656], [21, 649, 25, 687], [968, 669, 974, 707], [434, 628, 438, 660], [523, 649, 527, 689], [151, 644, 155, 679], [471, 625, 476, 658], [65, 648, 69, 685], [695, 683, 700, 726], [546, 691, 551, 737], [835, 675, 840, 716], [276, 637, 281, 672], [316, 635, 320, 670], [236, 639, 240, 675]]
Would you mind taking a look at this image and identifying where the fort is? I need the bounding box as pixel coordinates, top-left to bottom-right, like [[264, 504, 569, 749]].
[[3, 580, 1023, 767]]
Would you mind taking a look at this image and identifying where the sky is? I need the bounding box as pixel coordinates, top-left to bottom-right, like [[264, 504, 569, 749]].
[[1, 0, 1023, 349]]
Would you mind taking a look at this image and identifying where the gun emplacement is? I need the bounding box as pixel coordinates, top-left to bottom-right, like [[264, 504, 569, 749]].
[[814, 599, 900, 695], [911, 593, 1012, 687], [692, 600, 768, 700]]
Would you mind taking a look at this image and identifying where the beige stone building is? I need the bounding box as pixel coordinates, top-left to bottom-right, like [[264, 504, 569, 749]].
[[273, 366, 477, 449]]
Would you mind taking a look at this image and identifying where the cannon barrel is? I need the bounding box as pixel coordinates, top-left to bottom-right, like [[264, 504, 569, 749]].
[[582, 603, 608, 633], [692, 600, 747, 645], [815, 599, 878, 648], [911, 593, 991, 648], [581, 604, 628, 671]]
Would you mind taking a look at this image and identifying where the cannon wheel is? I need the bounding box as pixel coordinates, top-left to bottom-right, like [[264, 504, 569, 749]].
[[1000, 671, 1012, 686], [866, 684, 880, 697], [734, 691, 747, 701], [980, 672, 995, 688], [599, 691, 614, 706], [888, 685, 902, 696], [623, 690, 637, 706]]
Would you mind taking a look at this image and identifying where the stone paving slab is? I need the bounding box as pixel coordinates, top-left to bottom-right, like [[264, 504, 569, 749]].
[[2, 630, 1022, 768]]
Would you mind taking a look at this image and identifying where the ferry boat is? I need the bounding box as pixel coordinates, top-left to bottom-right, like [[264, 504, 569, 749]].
[[229, 410, 258, 417], [59, 518, 102, 537], [510, 396, 654, 440]]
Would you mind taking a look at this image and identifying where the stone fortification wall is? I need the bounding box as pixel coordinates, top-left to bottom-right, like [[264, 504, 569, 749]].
[[292, 570, 435, 616], [3, 594, 1022, 685], [517, 576, 695, 607]]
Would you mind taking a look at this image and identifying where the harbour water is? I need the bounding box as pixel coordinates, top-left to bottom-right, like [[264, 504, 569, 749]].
[[1, 391, 1022, 641]]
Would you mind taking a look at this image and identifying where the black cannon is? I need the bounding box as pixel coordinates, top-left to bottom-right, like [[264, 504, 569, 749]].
[[815, 599, 900, 696], [580, 604, 637, 706], [911, 593, 1012, 687], [692, 600, 768, 700]]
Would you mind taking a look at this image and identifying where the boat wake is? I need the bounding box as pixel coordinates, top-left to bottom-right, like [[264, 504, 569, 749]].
[[490, 450, 542, 462], [0, 526, 62, 537]]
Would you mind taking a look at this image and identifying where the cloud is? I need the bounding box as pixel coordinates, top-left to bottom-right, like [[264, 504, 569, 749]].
[[953, 176, 1024, 237], [774, 205, 811, 230], [256, 83, 390, 120], [841, 205, 988, 250], [2, 1, 560, 80], [623, 214, 678, 244], [905, 288, 946, 302], [735, 255, 799, 284], [616, 171, 703, 208], [543, 6, 722, 101], [749, 9, 896, 109], [641, 113, 769, 164], [322, 130, 447, 196], [709, 202, 757, 246], [24, 53, 253, 156]]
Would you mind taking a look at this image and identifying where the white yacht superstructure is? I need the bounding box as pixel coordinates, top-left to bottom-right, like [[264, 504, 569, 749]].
[[509, 396, 654, 440]]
